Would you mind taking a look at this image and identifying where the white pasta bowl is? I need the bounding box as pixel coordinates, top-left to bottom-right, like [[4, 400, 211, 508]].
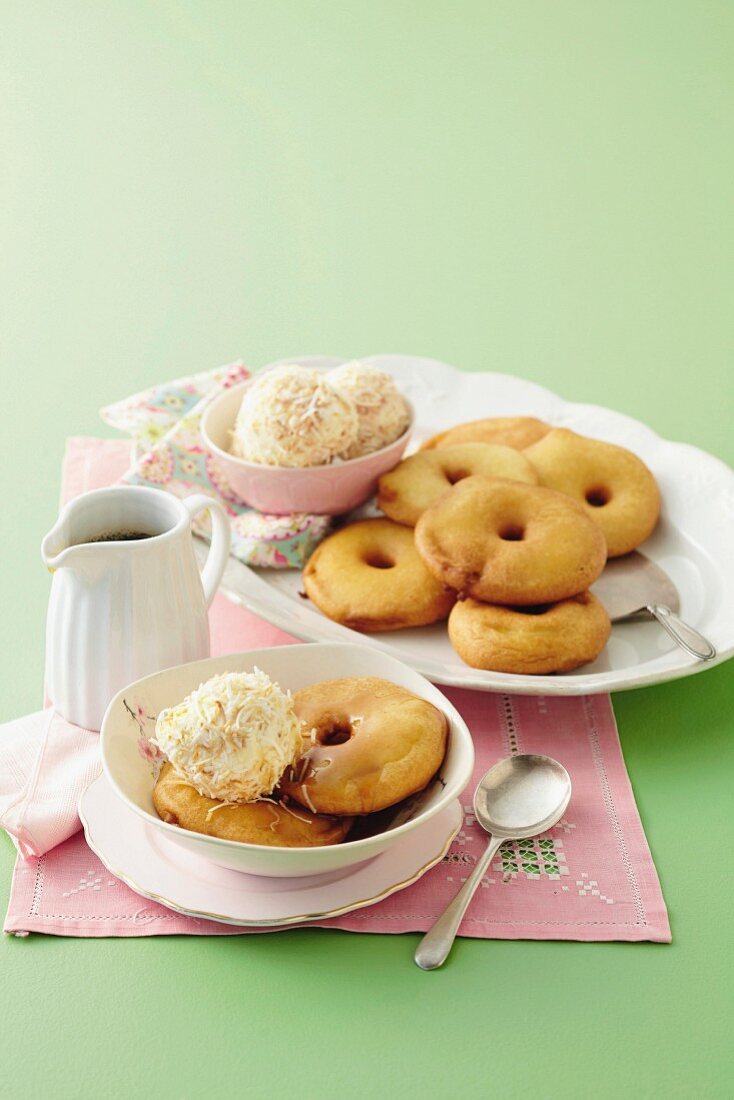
[[99, 642, 474, 878]]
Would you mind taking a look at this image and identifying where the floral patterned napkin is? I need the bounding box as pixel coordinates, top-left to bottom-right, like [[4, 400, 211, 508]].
[[100, 362, 331, 568]]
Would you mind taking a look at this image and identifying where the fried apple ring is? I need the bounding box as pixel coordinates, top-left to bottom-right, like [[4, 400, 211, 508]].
[[414, 476, 607, 605], [421, 416, 551, 452], [280, 677, 448, 815], [523, 428, 660, 558], [153, 763, 353, 847], [303, 517, 455, 631], [377, 443, 538, 526], [448, 593, 611, 674]]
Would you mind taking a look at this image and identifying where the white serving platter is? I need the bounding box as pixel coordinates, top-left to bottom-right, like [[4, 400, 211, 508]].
[[215, 354, 734, 695]]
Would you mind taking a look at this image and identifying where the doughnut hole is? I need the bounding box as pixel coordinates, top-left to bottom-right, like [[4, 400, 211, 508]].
[[498, 523, 525, 542], [316, 719, 353, 746], [363, 551, 395, 569], [511, 604, 551, 616], [585, 486, 611, 508], [443, 467, 470, 485]]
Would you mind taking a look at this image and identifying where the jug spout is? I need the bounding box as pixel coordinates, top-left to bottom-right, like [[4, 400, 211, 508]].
[[41, 520, 78, 571], [42, 491, 109, 572], [42, 518, 115, 586]]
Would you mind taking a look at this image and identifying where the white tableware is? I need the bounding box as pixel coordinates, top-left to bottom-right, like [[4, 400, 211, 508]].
[[42, 485, 231, 730], [80, 772, 462, 927], [100, 642, 474, 878], [201, 375, 413, 515], [212, 353, 734, 696]]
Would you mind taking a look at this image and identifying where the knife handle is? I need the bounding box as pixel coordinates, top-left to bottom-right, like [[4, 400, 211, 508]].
[[647, 605, 717, 662]]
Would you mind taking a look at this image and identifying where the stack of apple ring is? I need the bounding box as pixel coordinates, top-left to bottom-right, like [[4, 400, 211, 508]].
[[303, 417, 661, 675]]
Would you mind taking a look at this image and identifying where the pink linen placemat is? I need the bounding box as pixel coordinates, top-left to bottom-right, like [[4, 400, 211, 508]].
[[4, 438, 670, 941]]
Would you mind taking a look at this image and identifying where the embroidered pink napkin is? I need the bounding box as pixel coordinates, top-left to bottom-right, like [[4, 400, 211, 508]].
[[3, 438, 670, 941], [0, 711, 99, 860]]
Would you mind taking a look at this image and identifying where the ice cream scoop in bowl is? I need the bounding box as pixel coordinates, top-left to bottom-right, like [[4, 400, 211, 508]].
[[201, 366, 413, 515], [99, 643, 473, 878]]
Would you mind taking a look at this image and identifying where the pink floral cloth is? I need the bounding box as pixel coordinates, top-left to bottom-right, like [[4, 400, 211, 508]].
[[2, 439, 671, 942]]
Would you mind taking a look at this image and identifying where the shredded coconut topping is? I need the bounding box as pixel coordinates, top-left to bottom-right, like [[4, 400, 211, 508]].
[[327, 361, 410, 459], [152, 669, 302, 804], [230, 365, 358, 467], [278, 799, 312, 825], [300, 784, 318, 814]]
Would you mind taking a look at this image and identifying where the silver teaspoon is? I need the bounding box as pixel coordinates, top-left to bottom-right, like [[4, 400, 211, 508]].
[[414, 754, 572, 970]]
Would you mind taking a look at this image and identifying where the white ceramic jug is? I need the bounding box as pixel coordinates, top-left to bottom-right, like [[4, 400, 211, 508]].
[[41, 486, 231, 730]]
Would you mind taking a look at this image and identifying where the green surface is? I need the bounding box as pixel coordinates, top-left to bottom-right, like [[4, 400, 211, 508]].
[[1, 3, 733, 1097]]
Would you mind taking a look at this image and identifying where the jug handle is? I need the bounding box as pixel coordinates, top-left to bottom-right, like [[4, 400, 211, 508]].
[[184, 495, 232, 609]]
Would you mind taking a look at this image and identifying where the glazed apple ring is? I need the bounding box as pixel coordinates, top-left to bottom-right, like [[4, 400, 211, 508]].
[[448, 593, 611, 674], [153, 763, 353, 846], [414, 476, 607, 605], [303, 517, 455, 631], [280, 677, 448, 815], [377, 443, 538, 526], [421, 416, 551, 452], [523, 428, 661, 558]]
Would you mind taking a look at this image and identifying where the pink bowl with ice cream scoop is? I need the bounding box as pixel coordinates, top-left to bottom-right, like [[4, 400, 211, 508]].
[[201, 379, 413, 515]]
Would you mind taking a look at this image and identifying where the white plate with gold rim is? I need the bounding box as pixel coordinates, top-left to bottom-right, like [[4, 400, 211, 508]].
[[214, 354, 734, 695], [80, 774, 462, 927]]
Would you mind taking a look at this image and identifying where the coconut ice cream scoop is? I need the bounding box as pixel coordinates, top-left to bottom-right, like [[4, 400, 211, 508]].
[[328, 362, 410, 459], [230, 365, 358, 468], [152, 669, 302, 803]]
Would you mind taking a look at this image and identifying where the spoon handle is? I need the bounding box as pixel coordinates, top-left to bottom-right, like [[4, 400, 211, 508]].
[[414, 834, 505, 970], [646, 604, 717, 662]]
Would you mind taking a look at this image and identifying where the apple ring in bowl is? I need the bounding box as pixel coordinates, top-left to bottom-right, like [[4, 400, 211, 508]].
[[280, 677, 448, 816], [153, 763, 353, 847]]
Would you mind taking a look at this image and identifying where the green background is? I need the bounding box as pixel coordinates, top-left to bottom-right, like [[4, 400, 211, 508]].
[[1, 3, 733, 1097]]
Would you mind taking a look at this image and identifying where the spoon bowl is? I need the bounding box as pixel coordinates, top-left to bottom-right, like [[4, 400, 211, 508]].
[[474, 754, 572, 839], [415, 753, 571, 970]]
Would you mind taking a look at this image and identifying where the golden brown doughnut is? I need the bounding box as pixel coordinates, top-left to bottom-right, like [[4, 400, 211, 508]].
[[377, 443, 538, 526], [421, 416, 551, 452], [280, 677, 448, 815], [523, 428, 660, 557], [303, 517, 455, 632], [415, 476, 607, 605], [448, 593, 611, 674], [153, 763, 353, 847]]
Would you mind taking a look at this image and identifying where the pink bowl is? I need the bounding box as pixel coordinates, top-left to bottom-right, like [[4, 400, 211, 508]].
[[201, 379, 413, 515]]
